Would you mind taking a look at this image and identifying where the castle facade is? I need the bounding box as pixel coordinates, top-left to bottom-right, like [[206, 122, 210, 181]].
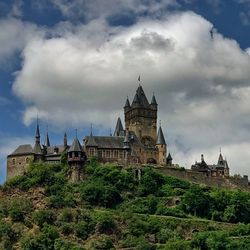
[[7, 86, 172, 182]]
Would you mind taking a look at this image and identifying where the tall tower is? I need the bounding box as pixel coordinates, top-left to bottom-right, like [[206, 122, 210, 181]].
[[124, 86, 157, 147], [67, 135, 86, 182], [156, 125, 167, 165]]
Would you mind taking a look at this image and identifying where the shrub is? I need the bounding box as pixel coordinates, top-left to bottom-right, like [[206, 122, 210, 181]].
[[33, 209, 55, 227], [74, 222, 89, 240], [95, 213, 116, 234]]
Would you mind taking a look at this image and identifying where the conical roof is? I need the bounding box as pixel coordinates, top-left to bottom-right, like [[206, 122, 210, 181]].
[[113, 117, 124, 136], [156, 126, 166, 145], [136, 85, 149, 107], [151, 94, 157, 105], [167, 152, 172, 161], [68, 137, 83, 152]]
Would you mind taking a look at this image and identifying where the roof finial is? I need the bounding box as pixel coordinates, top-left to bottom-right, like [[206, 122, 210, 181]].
[[138, 75, 141, 86], [159, 120, 162, 127], [110, 128, 112, 136], [219, 147, 221, 154], [75, 129, 78, 138]]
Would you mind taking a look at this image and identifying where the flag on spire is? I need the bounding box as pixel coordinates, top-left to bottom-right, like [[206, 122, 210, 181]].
[[138, 75, 141, 82]]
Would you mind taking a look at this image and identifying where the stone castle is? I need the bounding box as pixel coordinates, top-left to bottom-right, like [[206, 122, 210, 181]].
[[7, 85, 231, 183]]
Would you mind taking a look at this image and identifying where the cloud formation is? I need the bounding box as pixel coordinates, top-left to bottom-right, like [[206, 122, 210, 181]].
[[9, 11, 250, 176], [0, 18, 43, 65]]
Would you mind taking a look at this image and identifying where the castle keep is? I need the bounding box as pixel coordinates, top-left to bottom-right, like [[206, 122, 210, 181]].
[[7, 85, 172, 182]]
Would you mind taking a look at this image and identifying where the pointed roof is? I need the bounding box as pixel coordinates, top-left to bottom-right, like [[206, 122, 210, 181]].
[[137, 85, 150, 107], [68, 137, 83, 152], [167, 152, 172, 161], [113, 117, 124, 136], [218, 153, 224, 164], [45, 132, 50, 147], [124, 97, 130, 108], [151, 94, 157, 105], [156, 126, 166, 145]]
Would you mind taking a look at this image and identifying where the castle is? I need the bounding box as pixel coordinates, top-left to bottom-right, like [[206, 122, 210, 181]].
[[7, 85, 231, 183], [7, 85, 172, 182]]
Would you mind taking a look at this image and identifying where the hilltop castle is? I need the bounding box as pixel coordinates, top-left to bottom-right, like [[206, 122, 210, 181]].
[[7, 85, 173, 182], [7, 85, 231, 183]]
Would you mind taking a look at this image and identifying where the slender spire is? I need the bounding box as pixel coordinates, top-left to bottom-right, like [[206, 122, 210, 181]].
[[114, 117, 124, 136], [45, 126, 50, 147], [33, 119, 42, 154], [156, 125, 166, 145], [35, 119, 40, 144], [64, 132, 68, 148]]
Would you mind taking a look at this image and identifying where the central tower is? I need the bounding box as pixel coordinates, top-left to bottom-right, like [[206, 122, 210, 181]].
[[124, 85, 157, 147]]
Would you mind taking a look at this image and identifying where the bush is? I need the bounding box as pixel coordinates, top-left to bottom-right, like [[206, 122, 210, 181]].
[[82, 181, 122, 208], [95, 213, 116, 234], [8, 198, 33, 222], [74, 222, 89, 239], [33, 209, 55, 227], [88, 235, 114, 250]]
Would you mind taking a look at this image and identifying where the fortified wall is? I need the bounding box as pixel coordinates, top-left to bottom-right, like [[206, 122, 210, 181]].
[[156, 167, 250, 192]]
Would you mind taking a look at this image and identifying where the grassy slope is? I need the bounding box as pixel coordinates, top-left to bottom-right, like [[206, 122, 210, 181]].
[[1, 161, 250, 250]]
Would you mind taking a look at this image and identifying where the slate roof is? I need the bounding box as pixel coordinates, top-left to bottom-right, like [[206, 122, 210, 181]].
[[46, 145, 66, 155], [68, 138, 83, 152], [85, 136, 125, 149], [156, 126, 166, 145], [9, 144, 34, 156], [136, 85, 149, 107]]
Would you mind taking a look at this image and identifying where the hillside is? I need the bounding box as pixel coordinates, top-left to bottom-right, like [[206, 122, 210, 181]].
[[1, 159, 250, 249]]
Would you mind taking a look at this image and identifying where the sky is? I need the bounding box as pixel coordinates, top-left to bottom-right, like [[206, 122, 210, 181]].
[[0, 0, 250, 184]]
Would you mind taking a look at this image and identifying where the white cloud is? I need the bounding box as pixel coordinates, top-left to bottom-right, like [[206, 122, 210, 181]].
[[10, 11, 250, 177], [0, 18, 43, 65]]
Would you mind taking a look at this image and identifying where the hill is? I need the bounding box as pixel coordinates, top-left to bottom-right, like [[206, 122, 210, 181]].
[[1, 159, 250, 249]]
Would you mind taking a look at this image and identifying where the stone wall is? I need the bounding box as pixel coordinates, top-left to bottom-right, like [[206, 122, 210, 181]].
[[7, 154, 34, 180], [156, 167, 250, 191]]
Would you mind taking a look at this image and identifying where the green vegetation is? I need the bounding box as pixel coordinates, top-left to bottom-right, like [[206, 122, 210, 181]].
[[1, 161, 250, 249]]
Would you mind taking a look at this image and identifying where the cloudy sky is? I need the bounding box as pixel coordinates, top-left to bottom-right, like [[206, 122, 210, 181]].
[[0, 0, 250, 184]]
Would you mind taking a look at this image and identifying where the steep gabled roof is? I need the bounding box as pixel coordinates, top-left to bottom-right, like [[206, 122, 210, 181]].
[[156, 126, 166, 145]]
